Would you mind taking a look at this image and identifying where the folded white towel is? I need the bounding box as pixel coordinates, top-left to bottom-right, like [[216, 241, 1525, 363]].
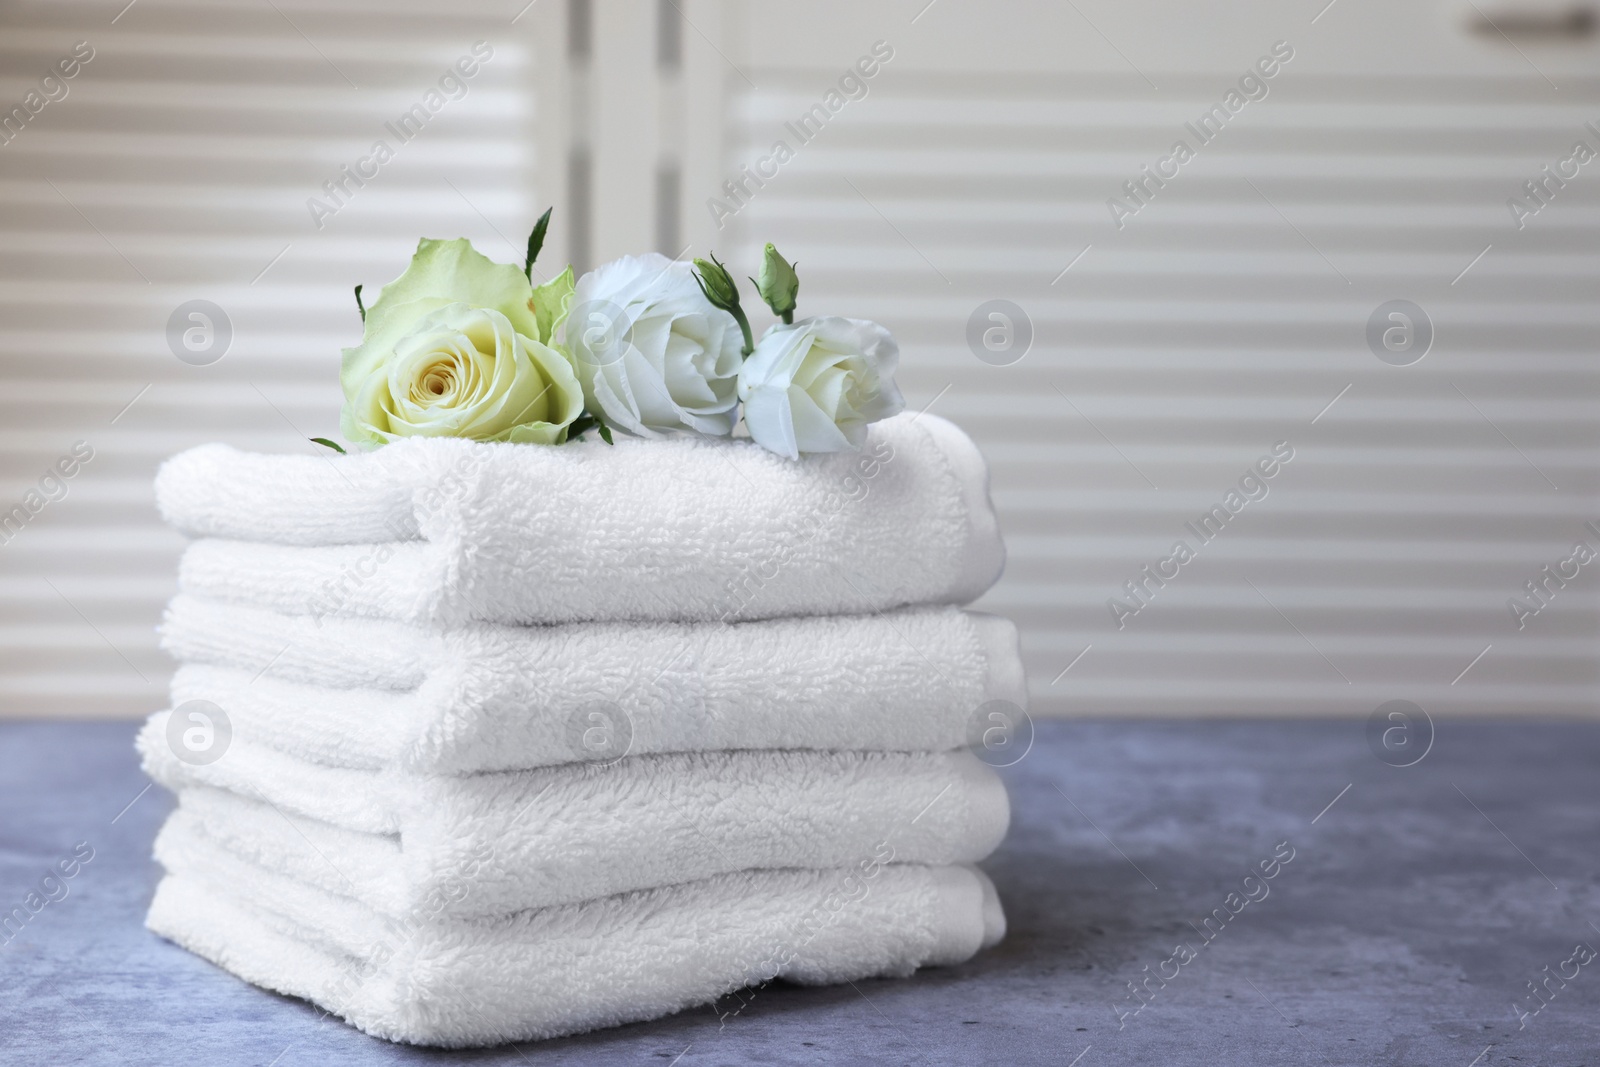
[[139, 726, 1010, 918], [159, 413, 1003, 626], [149, 815, 1005, 1047], [160, 594, 1024, 774]]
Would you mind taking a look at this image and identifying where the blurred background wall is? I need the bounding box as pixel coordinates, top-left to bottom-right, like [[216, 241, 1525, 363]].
[[1, 0, 1596, 719]]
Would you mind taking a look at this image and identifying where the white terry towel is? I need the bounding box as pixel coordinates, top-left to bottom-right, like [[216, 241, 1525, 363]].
[[149, 816, 1005, 1047], [161, 594, 1025, 775], [158, 413, 1004, 626], [139, 733, 1010, 919]]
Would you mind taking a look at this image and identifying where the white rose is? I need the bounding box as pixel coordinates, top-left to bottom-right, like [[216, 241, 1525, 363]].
[[564, 253, 742, 438], [738, 317, 905, 459]]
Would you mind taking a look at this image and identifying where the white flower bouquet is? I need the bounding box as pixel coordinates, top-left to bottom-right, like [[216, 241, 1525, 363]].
[[324, 211, 904, 461]]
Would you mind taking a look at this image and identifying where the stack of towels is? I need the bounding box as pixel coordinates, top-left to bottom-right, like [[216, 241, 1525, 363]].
[[138, 412, 1024, 1047]]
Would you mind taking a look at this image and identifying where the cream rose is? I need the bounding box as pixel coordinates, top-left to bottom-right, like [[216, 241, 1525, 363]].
[[345, 304, 580, 443], [737, 316, 904, 459], [340, 238, 583, 446]]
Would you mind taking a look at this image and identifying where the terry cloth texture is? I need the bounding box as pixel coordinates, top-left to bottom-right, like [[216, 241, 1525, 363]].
[[159, 594, 1025, 774], [139, 739, 1010, 919], [150, 814, 1004, 1048], [158, 413, 1004, 626]]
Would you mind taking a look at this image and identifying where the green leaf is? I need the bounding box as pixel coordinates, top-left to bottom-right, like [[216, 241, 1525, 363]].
[[564, 412, 615, 445], [354, 284, 365, 323], [310, 437, 347, 454], [524, 207, 553, 281]]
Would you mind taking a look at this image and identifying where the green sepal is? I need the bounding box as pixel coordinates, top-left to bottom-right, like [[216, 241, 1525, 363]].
[[529, 264, 576, 346], [524, 207, 553, 280]]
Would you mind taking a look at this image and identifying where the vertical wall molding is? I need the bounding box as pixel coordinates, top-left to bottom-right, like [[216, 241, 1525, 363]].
[[591, 0, 659, 263], [679, 0, 733, 257], [538, 0, 731, 264]]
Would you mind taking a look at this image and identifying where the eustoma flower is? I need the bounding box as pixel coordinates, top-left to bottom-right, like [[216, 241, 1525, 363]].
[[737, 316, 904, 460], [564, 253, 743, 438]]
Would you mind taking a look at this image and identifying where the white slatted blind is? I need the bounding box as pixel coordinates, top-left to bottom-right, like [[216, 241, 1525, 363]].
[[5, 0, 1598, 721], [723, 0, 1600, 717], [0, 0, 540, 716]]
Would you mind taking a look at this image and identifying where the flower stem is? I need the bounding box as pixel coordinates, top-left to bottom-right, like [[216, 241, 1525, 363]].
[[732, 304, 754, 357], [780, 310, 793, 325]]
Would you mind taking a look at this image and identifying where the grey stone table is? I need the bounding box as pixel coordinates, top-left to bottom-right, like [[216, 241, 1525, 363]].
[[3, 719, 1597, 1066]]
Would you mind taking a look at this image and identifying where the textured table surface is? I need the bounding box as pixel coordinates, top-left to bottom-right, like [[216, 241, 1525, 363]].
[[3, 719, 1597, 1066]]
